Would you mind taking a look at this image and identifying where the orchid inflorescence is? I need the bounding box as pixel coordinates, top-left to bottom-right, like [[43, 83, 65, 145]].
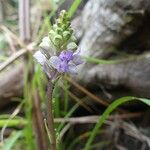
[[34, 10, 83, 81]]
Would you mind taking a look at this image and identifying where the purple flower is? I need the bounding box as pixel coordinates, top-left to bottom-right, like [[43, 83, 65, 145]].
[[49, 50, 83, 74], [59, 50, 74, 62], [34, 49, 83, 80]]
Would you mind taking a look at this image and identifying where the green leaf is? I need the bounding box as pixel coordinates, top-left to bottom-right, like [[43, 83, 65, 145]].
[[83, 56, 119, 64], [84, 96, 150, 150], [57, 103, 79, 132], [138, 98, 150, 106], [3, 131, 23, 150], [68, 0, 82, 17]]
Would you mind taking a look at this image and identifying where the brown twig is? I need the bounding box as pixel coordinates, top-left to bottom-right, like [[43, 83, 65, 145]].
[[0, 0, 4, 23], [68, 91, 93, 112], [19, 0, 31, 42], [66, 76, 109, 107], [0, 112, 142, 132], [58, 123, 71, 140], [4, 33, 16, 53], [60, 82, 93, 112], [46, 81, 56, 150], [0, 25, 27, 48], [121, 122, 150, 147], [54, 112, 142, 124], [0, 43, 35, 72], [0, 0, 32, 72], [66, 76, 126, 113], [33, 90, 48, 150]]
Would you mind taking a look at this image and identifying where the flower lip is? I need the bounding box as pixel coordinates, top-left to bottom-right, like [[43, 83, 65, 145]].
[[72, 54, 83, 65], [58, 60, 69, 73], [34, 48, 83, 75], [59, 50, 74, 62], [48, 49, 83, 74]]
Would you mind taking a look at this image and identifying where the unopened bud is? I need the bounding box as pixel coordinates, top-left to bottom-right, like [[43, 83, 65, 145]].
[[67, 42, 77, 50], [53, 35, 62, 46], [56, 28, 63, 34], [49, 30, 56, 37], [63, 31, 71, 40]]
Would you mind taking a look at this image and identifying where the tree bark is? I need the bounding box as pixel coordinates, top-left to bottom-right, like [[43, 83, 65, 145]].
[[1, 0, 150, 108], [0, 64, 24, 108], [72, 0, 150, 97]]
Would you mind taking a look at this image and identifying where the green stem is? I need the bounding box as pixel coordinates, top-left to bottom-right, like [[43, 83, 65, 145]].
[[46, 81, 56, 150], [64, 78, 69, 112], [0, 119, 27, 127]]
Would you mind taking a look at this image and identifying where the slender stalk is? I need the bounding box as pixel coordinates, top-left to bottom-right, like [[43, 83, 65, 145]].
[[19, 0, 31, 42], [33, 90, 48, 150], [46, 81, 56, 150]]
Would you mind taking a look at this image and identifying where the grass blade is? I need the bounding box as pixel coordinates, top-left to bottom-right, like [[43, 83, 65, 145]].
[[139, 98, 150, 106], [68, 0, 82, 17], [3, 131, 23, 150], [84, 96, 150, 150], [83, 56, 119, 64]]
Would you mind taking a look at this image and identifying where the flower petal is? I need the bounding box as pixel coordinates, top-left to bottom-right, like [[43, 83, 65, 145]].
[[49, 56, 61, 69], [73, 47, 81, 55], [72, 54, 83, 65], [33, 51, 46, 65], [68, 62, 77, 74], [58, 61, 69, 73], [59, 50, 73, 61]]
